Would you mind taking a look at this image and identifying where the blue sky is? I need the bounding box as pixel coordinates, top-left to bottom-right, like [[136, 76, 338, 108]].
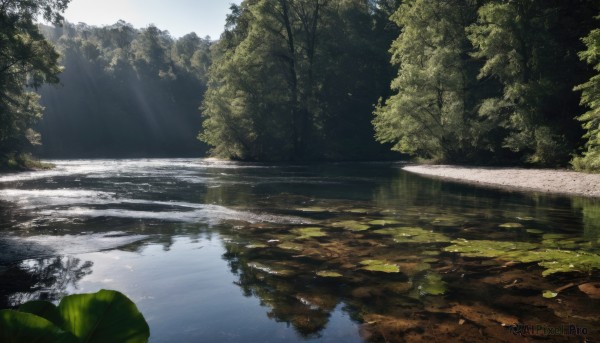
[[63, 0, 243, 39]]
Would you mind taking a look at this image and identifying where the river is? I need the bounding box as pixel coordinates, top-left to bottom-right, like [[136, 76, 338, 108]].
[[0, 159, 599, 342]]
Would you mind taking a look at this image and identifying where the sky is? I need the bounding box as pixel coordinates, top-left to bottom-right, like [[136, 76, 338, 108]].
[[62, 0, 243, 39]]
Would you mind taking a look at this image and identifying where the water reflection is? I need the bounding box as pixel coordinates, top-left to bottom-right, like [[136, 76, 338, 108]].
[[1, 160, 600, 342], [0, 256, 92, 308]]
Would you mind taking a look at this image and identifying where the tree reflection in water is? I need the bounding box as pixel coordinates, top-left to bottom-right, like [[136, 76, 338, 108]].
[[0, 256, 93, 308], [222, 240, 336, 338]]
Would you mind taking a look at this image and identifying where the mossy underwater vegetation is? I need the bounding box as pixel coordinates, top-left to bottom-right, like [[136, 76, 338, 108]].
[[215, 198, 600, 342]]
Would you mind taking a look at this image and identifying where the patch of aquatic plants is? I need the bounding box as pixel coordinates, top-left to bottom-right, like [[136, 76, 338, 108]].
[[445, 239, 600, 276]]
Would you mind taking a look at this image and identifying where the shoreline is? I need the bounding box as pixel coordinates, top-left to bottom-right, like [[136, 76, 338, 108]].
[[402, 165, 600, 198]]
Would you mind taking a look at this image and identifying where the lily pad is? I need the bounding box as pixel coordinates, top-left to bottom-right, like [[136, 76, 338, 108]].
[[292, 227, 327, 239], [445, 239, 600, 276], [278, 242, 304, 251], [375, 227, 450, 244], [331, 220, 370, 232], [345, 208, 370, 214], [296, 206, 329, 213], [361, 264, 400, 273], [417, 272, 446, 296], [444, 239, 538, 258], [422, 258, 438, 263], [316, 271, 343, 278], [499, 223, 524, 229], [542, 290, 558, 298], [359, 259, 400, 273]]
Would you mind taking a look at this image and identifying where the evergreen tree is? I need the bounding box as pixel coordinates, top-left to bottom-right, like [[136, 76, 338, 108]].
[[573, 20, 600, 171], [468, 0, 598, 165], [373, 0, 487, 162]]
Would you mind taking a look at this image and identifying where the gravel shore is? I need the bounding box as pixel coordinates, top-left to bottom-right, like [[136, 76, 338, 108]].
[[402, 165, 600, 198]]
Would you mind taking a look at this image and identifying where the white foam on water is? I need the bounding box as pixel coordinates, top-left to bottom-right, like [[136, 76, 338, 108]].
[[0, 189, 116, 209], [0, 231, 149, 263], [39, 205, 308, 225], [0, 158, 268, 183]]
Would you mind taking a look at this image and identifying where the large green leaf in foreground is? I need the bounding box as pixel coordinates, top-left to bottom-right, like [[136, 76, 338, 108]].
[[59, 289, 150, 343], [19, 300, 65, 328], [0, 310, 77, 343]]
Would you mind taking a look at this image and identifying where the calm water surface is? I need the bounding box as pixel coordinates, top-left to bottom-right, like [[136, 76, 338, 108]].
[[0, 159, 599, 342]]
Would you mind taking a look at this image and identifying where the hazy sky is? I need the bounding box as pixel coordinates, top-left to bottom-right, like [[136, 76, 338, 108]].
[[62, 0, 242, 39]]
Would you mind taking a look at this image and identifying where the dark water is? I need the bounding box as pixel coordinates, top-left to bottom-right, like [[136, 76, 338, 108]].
[[0, 159, 599, 342]]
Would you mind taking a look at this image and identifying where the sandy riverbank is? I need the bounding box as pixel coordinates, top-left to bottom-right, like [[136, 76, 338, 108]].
[[402, 165, 600, 198]]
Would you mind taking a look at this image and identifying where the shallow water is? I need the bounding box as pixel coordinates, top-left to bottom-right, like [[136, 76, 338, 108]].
[[0, 159, 599, 342]]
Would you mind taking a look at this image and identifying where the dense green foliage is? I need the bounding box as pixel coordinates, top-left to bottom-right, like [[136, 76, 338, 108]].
[[0, 0, 68, 167], [36, 22, 210, 157], [3, 0, 600, 169], [374, 0, 599, 166], [573, 23, 600, 171], [373, 0, 487, 162], [1, 289, 149, 343], [201, 0, 399, 161]]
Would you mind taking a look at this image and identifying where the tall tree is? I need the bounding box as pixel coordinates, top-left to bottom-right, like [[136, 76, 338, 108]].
[[468, 0, 598, 165], [573, 19, 600, 171], [0, 0, 69, 164], [201, 0, 399, 161], [373, 0, 488, 162]]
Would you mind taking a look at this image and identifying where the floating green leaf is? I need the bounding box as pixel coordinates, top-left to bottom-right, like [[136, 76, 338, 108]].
[[331, 220, 370, 231], [526, 229, 544, 234], [296, 207, 328, 213], [445, 239, 600, 276], [278, 242, 304, 251], [499, 223, 524, 229], [417, 272, 446, 296], [542, 290, 558, 298], [292, 227, 327, 239], [316, 271, 343, 278], [375, 227, 450, 244], [362, 264, 400, 273], [444, 239, 537, 258], [359, 259, 400, 273]]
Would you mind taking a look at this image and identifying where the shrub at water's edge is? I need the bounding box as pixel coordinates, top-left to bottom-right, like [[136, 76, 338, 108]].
[[0, 153, 54, 172]]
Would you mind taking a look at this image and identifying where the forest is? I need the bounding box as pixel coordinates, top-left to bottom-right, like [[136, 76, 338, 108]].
[[36, 22, 210, 157], [1, 0, 600, 170]]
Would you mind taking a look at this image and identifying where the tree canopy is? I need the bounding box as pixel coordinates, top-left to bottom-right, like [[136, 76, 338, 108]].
[[0, 0, 69, 166]]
